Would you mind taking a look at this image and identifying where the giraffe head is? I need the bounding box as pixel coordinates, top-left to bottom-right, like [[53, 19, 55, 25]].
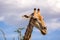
[[23, 8, 47, 35], [32, 8, 47, 35]]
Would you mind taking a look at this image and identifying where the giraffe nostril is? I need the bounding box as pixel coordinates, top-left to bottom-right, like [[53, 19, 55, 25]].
[[42, 27, 47, 30]]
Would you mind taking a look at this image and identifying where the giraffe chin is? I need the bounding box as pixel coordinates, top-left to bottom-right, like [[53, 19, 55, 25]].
[[41, 30, 47, 35]]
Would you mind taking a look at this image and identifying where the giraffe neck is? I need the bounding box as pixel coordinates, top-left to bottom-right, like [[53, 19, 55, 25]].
[[23, 18, 34, 40]]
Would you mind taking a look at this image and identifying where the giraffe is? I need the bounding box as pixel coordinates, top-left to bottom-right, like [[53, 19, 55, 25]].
[[23, 8, 47, 40]]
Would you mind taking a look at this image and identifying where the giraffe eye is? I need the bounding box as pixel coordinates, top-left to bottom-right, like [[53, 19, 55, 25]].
[[34, 18, 37, 21]]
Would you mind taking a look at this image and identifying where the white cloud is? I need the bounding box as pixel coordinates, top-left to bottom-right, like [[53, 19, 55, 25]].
[[0, 16, 4, 21], [47, 22, 60, 30], [47, 18, 60, 30], [47, 0, 60, 12], [2, 0, 37, 8]]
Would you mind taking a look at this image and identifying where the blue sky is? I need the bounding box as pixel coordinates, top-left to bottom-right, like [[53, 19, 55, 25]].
[[0, 0, 60, 40]]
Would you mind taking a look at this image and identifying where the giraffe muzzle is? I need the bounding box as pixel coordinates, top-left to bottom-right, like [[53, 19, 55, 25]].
[[41, 27, 47, 35]]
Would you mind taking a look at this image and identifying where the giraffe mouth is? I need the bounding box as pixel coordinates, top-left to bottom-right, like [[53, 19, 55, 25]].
[[41, 30, 47, 35], [41, 27, 47, 35]]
